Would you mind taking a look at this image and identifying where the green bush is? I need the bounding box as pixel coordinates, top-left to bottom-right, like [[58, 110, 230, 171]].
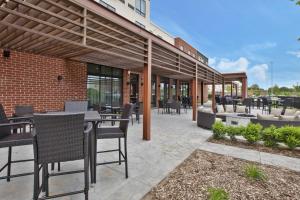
[[212, 121, 226, 139], [208, 188, 229, 200], [261, 125, 280, 147], [242, 123, 263, 144], [275, 126, 300, 149], [226, 125, 244, 141], [244, 164, 267, 181]]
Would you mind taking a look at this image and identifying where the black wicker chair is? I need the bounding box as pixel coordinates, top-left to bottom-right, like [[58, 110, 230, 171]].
[[13, 105, 34, 132], [95, 104, 133, 179], [33, 113, 91, 200], [0, 104, 33, 182]]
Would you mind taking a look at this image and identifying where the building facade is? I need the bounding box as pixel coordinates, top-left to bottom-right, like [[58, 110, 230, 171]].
[[94, 0, 174, 44]]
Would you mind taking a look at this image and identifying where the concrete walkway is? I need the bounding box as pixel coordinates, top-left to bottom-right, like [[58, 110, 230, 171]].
[[0, 109, 299, 200]]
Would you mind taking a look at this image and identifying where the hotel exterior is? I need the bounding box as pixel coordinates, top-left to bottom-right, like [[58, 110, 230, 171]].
[[0, 0, 247, 140]]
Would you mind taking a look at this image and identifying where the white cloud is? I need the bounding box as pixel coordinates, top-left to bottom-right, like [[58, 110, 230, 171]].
[[211, 57, 249, 73], [210, 57, 269, 83], [248, 64, 269, 82], [209, 57, 216, 66], [287, 51, 300, 58]]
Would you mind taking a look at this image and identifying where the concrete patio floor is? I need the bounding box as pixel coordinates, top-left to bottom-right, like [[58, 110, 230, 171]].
[[0, 109, 299, 200]]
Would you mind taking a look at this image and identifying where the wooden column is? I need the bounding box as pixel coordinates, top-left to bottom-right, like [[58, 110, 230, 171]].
[[242, 78, 247, 99], [143, 39, 152, 140], [200, 81, 204, 105], [212, 82, 216, 113], [192, 78, 197, 121], [222, 80, 225, 97], [176, 80, 180, 100], [156, 75, 160, 107], [230, 82, 233, 97], [123, 69, 130, 104]]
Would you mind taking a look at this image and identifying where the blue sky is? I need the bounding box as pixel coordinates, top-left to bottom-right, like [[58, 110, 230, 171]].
[[151, 0, 300, 89]]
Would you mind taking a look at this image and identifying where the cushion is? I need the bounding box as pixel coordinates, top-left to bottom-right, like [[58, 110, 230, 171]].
[[199, 108, 213, 114], [217, 105, 225, 113], [279, 115, 296, 121], [236, 106, 246, 113], [225, 105, 234, 113], [293, 110, 300, 117], [203, 102, 212, 108], [284, 109, 297, 116], [270, 108, 283, 117], [257, 113, 275, 120]]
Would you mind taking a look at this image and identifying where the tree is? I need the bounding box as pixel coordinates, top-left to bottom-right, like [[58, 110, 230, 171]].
[[293, 0, 300, 40]]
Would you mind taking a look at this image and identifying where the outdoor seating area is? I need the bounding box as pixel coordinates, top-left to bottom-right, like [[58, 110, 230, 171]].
[[0, 101, 136, 199]]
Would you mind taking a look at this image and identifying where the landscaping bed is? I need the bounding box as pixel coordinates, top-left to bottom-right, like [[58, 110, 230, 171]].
[[208, 137, 300, 159], [143, 150, 300, 200]]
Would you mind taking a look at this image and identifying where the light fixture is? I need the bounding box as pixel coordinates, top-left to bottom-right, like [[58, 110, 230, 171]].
[[3, 48, 10, 59], [57, 75, 63, 81]]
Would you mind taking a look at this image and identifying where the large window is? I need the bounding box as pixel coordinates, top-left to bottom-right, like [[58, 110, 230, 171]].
[[87, 64, 123, 107], [135, 0, 146, 17]]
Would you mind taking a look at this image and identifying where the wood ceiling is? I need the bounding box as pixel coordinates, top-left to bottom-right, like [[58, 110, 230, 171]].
[[0, 0, 224, 84]]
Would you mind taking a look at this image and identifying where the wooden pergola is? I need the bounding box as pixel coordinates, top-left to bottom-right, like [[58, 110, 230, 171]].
[[0, 0, 224, 140], [223, 72, 248, 99]]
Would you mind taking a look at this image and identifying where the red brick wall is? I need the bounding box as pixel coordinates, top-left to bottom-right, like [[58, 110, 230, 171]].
[[175, 37, 197, 57], [0, 50, 87, 116]]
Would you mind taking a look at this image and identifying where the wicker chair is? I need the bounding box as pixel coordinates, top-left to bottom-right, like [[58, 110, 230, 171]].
[[96, 104, 133, 179], [33, 113, 91, 200], [0, 104, 33, 182]]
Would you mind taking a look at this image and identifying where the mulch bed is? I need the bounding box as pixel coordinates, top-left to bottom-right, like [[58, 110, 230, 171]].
[[208, 137, 300, 159], [143, 150, 300, 200]]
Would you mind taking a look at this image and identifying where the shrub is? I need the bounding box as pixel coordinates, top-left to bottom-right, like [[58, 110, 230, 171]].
[[261, 125, 279, 147], [275, 126, 300, 149], [242, 123, 263, 144], [226, 125, 244, 141], [208, 188, 229, 200], [212, 121, 226, 139], [244, 164, 267, 181]]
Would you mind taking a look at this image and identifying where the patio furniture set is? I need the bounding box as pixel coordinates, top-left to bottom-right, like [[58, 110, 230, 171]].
[[0, 101, 134, 200], [197, 98, 300, 129]]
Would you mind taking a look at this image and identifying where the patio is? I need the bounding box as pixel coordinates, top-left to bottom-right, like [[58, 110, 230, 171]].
[[1, 109, 299, 200]]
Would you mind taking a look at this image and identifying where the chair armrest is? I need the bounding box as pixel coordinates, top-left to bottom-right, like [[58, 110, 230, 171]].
[[84, 122, 93, 134], [100, 119, 129, 122], [7, 116, 33, 121], [100, 114, 121, 117], [0, 121, 31, 128]]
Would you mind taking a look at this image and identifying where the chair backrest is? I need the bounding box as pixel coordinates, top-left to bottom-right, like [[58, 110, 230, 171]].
[[119, 104, 133, 133], [243, 98, 252, 107], [65, 101, 88, 112], [15, 105, 34, 117], [0, 104, 10, 139], [33, 113, 85, 164]]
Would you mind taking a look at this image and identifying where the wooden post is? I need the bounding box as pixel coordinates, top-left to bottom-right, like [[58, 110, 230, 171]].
[[176, 80, 180, 101], [222, 80, 225, 97], [143, 39, 152, 140], [231, 82, 233, 97], [235, 83, 238, 97], [242, 78, 247, 99], [123, 69, 130, 104], [192, 78, 197, 121], [212, 82, 216, 113]]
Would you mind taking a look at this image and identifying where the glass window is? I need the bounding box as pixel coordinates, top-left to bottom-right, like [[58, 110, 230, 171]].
[[135, 0, 146, 17], [87, 64, 123, 108]]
